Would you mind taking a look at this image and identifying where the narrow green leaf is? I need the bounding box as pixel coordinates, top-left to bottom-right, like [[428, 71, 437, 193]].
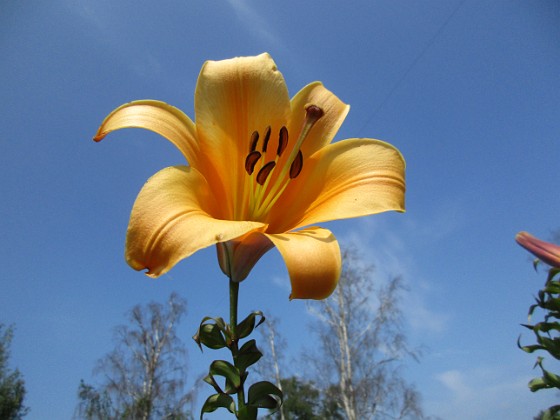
[[210, 360, 241, 393], [247, 381, 283, 410], [203, 373, 223, 394], [533, 321, 560, 334], [237, 311, 265, 339], [542, 367, 560, 388], [235, 339, 263, 372], [193, 316, 229, 350], [528, 377, 550, 392], [547, 268, 560, 283], [544, 283, 560, 294], [193, 323, 227, 350], [517, 335, 544, 353], [542, 405, 560, 420], [200, 393, 235, 419]]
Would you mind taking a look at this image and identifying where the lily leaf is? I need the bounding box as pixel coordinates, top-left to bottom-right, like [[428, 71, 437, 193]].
[[193, 323, 227, 350], [203, 373, 223, 394], [528, 377, 550, 392], [209, 360, 241, 393], [200, 393, 235, 419], [237, 311, 265, 339], [542, 405, 560, 420], [542, 367, 560, 388], [235, 339, 263, 372], [193, 316, 230, 350], [544, 282, 560, 294], [517, 335, 544, 353], [247, 381, 283, 410]]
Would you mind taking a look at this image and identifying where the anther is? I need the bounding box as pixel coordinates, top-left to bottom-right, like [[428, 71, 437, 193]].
[[249, 131, 259, 152], [262, 126, 272, 152], [289, 150, 303, 179], [256, 161, 276, 185], [305, 104, 324, 124], [245, 151, 261, 175], [277, 126, 288, 157]]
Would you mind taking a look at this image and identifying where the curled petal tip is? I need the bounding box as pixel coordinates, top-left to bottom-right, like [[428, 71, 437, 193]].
[[93, 132, 107, 142]]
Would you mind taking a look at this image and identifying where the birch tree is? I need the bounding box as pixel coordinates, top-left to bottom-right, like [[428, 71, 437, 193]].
[[0, 324, 28, 420], [75, 293, 192, 419], [307, 248, 424, 420], [257, 319, 332, 420]]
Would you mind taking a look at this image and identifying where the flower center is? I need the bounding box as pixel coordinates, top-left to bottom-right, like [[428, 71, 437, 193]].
[[242, 104, 324, 222]]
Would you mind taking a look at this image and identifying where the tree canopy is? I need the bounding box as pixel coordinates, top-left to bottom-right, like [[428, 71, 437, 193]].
[[0, 324, 28, 419]]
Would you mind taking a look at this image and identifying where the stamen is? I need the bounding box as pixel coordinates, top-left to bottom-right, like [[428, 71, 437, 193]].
[[249, 131, 259, 152], [277, 126, 288, 157], [290, 150, 303, 179], [245, 151, 261, 175], [262, 126, 272, 152], [256, 161, 276, 185], [305, 104, 324, 124], [246, 105, 324, 222]]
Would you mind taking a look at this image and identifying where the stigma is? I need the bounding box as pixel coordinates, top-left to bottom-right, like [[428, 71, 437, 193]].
[[242, 104, 324, 221]]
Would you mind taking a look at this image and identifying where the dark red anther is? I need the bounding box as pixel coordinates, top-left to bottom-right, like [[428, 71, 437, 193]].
[[256, 161, 276, 185], [277, 126, 288, 157], [305, 104, 324, 123], [245, 151, 262, 175], [249, 131, 259, 152], [289, 150, 303, 179], [262, 126, 272, 153]]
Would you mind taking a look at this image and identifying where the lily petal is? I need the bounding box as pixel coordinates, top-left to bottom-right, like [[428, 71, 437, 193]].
[[269, 138, 405, 232], [265, 227, 341, 300], [126, 166, 265, 277], [194, 53, 291, 219], [216, 232, 275, 283], [288, 82, 350, 157], [93, 100, 199, 166]]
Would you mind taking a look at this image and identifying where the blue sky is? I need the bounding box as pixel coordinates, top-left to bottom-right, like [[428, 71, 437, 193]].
[[1, 0, 560, 418]]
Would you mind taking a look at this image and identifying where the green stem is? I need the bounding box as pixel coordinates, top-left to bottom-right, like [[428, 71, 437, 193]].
[[230, 279, 239, 330], [229, 279, 247, 418]]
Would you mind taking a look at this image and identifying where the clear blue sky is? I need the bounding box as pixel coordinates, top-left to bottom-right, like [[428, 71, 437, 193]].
[[2, 1, 560, 418]]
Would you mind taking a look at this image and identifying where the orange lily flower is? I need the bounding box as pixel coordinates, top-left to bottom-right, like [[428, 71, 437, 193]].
[[94, 53, 405, 299]]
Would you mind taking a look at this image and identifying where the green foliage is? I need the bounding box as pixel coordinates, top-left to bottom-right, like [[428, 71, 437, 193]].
[[0, 324, 28, 419], [195, 310, 282, 419], [277, 377, 320, 420], [520, 266, 560, 419], [76, 380, 112, 419], [262, 377, 344, 420]]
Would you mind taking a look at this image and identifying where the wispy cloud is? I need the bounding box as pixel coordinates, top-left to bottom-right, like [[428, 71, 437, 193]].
[[225, 0, 285, 50], [340, 216, 451, 336], [63, 1, 163, 80], [431, 366, 556, 419], [436, 369, 473, 400]]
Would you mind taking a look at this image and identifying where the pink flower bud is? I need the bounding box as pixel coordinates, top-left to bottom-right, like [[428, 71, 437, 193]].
[[515, 231, 560, 268]]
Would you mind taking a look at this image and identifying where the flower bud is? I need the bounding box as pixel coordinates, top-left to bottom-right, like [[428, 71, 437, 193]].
[[515, 231, 560, 268]]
